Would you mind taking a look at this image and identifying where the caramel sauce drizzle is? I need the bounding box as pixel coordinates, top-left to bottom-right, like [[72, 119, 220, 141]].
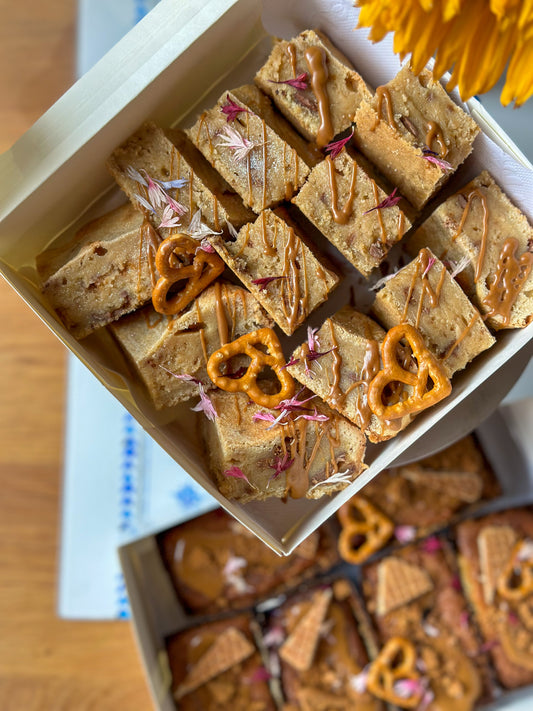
[[441, 313, 478, 363], [138, 218, 161, 298], [214, 281, 229, 346], [326, 155, 357, 225], [195, 299, 209, 364], [397, 211, 405, 242], [426, 120, 448, 158], [452, 188, 489, 283], [355, 339, 381, 431], [401, 248, 446, 328], [260, 210, 276, 256], [305, 45, 334, 148], [292, 147, 299, 196], [212, 195, 220, 231], [236, 224, 251, 257], [375, 86, 396, 129], [482, 237, 533, 326], [327, 321, 344, 408], [280, 226, 309, 331], [261, 119, 268, 211], [370, 179, 388, 243], [287, 42, 298, 77], [195, 113, 214, 161]]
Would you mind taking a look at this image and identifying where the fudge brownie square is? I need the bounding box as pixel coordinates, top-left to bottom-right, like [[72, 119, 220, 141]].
[[265, 580, 384, 710], [372, 247, 495, 377], [210, 207, 340, 335], [354, 65, 480, 210], [166, 613, 276, 710], [408, 170, 533, 329], [109, 282, 272, 409], [36, 203, 149, 338], [362, 538, 493, 709], [456, 508, 533, 689], [106, 122, 255, 237], [186, 85, 314, 213], [292, 149, 413, 277], [157, 508, 339, 615], [286, 306, 413, 442], [255, 29, 372, 148], [200, 390, 366, 502]]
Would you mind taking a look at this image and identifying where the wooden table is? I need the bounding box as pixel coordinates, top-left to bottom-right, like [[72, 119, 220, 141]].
[[0, 1, 153, 708]]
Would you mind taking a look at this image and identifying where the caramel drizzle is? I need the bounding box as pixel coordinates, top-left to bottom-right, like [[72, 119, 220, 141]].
[[326, 155, 357, 225], [236, 224, 251, 257], [260, 210, 276, 256], [138, 218, 161, 298], [261, 119, 268, 211], [195, 300, 209, 364], [482, 237, 533, 326], [355, 339, 381, 431], [212, 195, 220, 231], [214, 281, 229, 346], [195, 113, 214, 161], [370, 179, 388, 244], [305, 45, 334, 148], [441, 313, 479, 363], [453, 189, 489, 283], [327, 321, 344, 408], [397, 211, 406, 242], [287, 42, 298, 77], [280, 227, 309, 331], [426, 120, 448, 158], [375, 86, 396, 129], [401, 248, 446, 328]]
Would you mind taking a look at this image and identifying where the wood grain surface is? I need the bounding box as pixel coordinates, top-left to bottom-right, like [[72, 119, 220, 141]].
[[0, 1, 153, 709]]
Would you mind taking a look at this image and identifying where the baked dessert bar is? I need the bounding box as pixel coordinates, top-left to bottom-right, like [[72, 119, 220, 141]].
[[200, 389, 366, 502], [286, 306, 413, 442], [264, 580, 383, 710], [157, 508, 338, 615], [354, 65, 480, 210], [292, 148, 413, 277], [106, 121, 255, 238], [372, 247, 495, 377], [456, 508, 533, 689], [408, 170, 533, 329], [255, 29, 372, 148], [36, 202, 149, 338], [186, 85, 314, 213], [110, 282, 272, 409], [362, 538, 493, 709], [166, 613, 276, 710], [210, 206, 340, 335]]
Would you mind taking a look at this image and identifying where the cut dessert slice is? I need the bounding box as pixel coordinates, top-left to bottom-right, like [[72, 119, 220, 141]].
[[354, 64, 479, 210], [255, 29, 372, 148], [408, 170, 533, 329], [186, 85, 315, 213]]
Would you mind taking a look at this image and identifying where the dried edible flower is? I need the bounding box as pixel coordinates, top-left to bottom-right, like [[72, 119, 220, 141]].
[[263, 626, 285, 648], [447, 255, 471, 279], [251, 275, 288, 291], [395, 525, 417, 543], [221, 94, 250, 122], [187, 209, 222, 241], [422, 149, 453, 172], [349, 666, 369, 694], [324, 128, 354, 160], [308, 469, 353, 492], [420, 536, 442, 553], [158, 203, 183, 229], [269, 453, 294, 480], [517, 539, 533, 561], [218, 125, 262, 162], [247, 667, 271, 683], [133, 193, 156, 213], [393, 677, 425, 700], [460, 610, 470, 628], [421, 255, 437, 278], [422, 621, 440, 638], [165, 193, 187, 217], [223, 465, 256, 489], [158, 368, 217, 421], [364, 187, 401, 214], [269, 73, 308, 90], [223, 555, 253, 593]]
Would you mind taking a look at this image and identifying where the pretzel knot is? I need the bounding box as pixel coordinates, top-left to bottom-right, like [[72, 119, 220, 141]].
[[367, 637, 423, 708], [152, 234, 224, 315], [497, 542, 533, 602], [368, 323, 451, 420], [337, 496, 394, 564], [206, 328, 295, 408]]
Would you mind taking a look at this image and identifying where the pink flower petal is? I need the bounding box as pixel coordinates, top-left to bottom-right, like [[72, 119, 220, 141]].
[[324, 128, 354, 160], [363, 187, 402, 214], [269, 72, 308, 90], [221, 94, 250, 122], [422, 151, 453, 171], [395, 525, 417, 544], [251, 275, 288, 291], [420, 536, 442, 554], [223, 465, 255, 489]]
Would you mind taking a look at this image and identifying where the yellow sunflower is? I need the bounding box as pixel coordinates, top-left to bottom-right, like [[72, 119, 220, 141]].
[[355, 0, 533, 106]]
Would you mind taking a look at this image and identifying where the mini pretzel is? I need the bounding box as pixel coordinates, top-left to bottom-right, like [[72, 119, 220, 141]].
[[152, 234, 224, 315], [207, 328, 295, 408], [337, 496, 394, 564], [367, 637, 423, 708], [368, 324, 451, 420], [497, 541, 533, 602]]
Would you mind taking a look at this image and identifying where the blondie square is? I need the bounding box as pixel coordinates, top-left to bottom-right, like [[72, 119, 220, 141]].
[[106, 121, 255, 237], [210, 207, 339, 335], [109, 282, 272, 409], [36, 202, 150, 338], [186, 85, 313, 213], [255, 29, 372, 148], [355, 65, 480, 210], [372, 248, 495, 377], [293, 149, 412, 276], [200, 389, 366, 502], [408, 171, 533, 329], [456, 508, 533, 689], [157, 508, 338, 615]]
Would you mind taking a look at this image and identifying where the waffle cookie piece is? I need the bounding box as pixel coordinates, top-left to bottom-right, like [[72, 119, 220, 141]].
[[200, 389, 366, 502], [408, 171, 533, 329], [186, 85, 315, 213], [107, 121, 255, 238], [36, 203, 151, 339], [265, 581, 384, 711], [210, 207, 340, 335], [293, 149, 413, 277], [363, 538, 493, 710], [157, 508, 338, 615], [255, 29, 372, 148], [372, 247, 495, 378], [166, 613, 276, 710], [287, 307, 413, 442], [456, 508, 533, 689], [109, 282, 272, 409], [354, 65, 479, 210]]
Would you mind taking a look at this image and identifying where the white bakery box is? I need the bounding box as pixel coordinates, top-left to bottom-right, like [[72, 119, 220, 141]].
[[1, 0, 533, 556]]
